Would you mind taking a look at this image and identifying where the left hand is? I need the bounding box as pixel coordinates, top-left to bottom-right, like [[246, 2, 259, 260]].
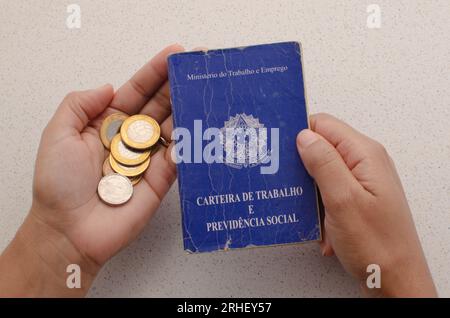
[[0, 44, 183, 296]]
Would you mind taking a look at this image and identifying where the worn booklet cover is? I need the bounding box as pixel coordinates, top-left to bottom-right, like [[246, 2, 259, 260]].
[[168, 42, 321, 253]]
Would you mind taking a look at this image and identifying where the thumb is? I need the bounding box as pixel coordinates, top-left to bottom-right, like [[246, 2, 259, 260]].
[[297, 129, 360, 211], [48, 84, 114, 136]]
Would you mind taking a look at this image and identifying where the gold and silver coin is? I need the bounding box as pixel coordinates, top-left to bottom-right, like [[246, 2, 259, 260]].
[[100, 113, 128, 149], [120, 114, 161, 150], [128, 174, 143, 186], [110, 134, 151, 166], [109, 153, 150, 177], [158, 136, 171, 148], [103, 155, 143, 185], [98, 114, 160, 205], [97, 173, 133, 205]]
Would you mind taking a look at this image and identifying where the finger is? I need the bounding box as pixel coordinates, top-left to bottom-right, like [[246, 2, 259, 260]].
[[319, 240, 334, 256], [86, 107, 128, 132], [138, 46, 206, 122], [310, 113, 367, 146], [143, 143, 177, 200], [310, 113, 394, 196], [110, 44, 184, 115], [319, 217, 334, 256], [48, 84, 114, 136], [297, 129, 363, 211], [310, 113, 379, 170], [139, 81, 172, 123], [160, 114, 173, 141]]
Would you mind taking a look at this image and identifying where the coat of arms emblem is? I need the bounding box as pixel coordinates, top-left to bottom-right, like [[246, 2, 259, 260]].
[[220, 113, 270, 168]]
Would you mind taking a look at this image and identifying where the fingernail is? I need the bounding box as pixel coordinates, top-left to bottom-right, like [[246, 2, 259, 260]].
[[95, 83, 111, 90], [170, 43, 185, 51], [297, 129, 319, 148]]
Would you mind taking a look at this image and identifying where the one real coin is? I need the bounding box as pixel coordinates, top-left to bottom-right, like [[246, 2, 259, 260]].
[[110, 134, 151, 166], [109, 153, 150, 177], [97, 173, 133, 205], [103, 155, 143, 185], [120, 114, 161, 150], [100, 113, 128, 149]]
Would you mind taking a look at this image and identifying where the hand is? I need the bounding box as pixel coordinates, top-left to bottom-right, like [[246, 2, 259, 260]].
[[297, 113, 437, 297], [0, 44, 184, 297]]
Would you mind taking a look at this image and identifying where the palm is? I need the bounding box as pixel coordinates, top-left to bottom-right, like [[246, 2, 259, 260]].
[[32, 45, 182, 265]]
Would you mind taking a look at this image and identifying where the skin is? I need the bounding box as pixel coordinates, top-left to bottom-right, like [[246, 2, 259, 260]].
[[0, 45, 436, 297], [297, 115, 437, 297], [0, 44, 183, 297]]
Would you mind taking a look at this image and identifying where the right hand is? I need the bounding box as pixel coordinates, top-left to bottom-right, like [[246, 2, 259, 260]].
[[296, 113, 436, 297]]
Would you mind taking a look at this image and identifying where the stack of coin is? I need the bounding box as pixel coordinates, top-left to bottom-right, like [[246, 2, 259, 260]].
[[97, 113, 161, 205]]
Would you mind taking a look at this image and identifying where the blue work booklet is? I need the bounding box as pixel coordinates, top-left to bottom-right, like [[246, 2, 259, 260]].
[[168, 42, 321, 253]]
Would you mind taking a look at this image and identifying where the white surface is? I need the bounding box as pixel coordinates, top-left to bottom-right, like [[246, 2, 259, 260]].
[[0, 0, 449, 297]]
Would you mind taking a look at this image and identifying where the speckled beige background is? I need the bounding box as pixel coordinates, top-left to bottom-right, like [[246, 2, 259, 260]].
[[0, 0, 449, 297]]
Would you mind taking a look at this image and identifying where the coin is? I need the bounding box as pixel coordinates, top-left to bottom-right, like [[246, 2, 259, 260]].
[[158, 136, 171, 148], [109, 153, 150, 177], [97, 173, 133, 205], [120, 114, 161, 149], [129, 174, 143, 186], [110, 134, 151, 166], [104, 155, 143, 185], [100, 113, 129, 149]]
